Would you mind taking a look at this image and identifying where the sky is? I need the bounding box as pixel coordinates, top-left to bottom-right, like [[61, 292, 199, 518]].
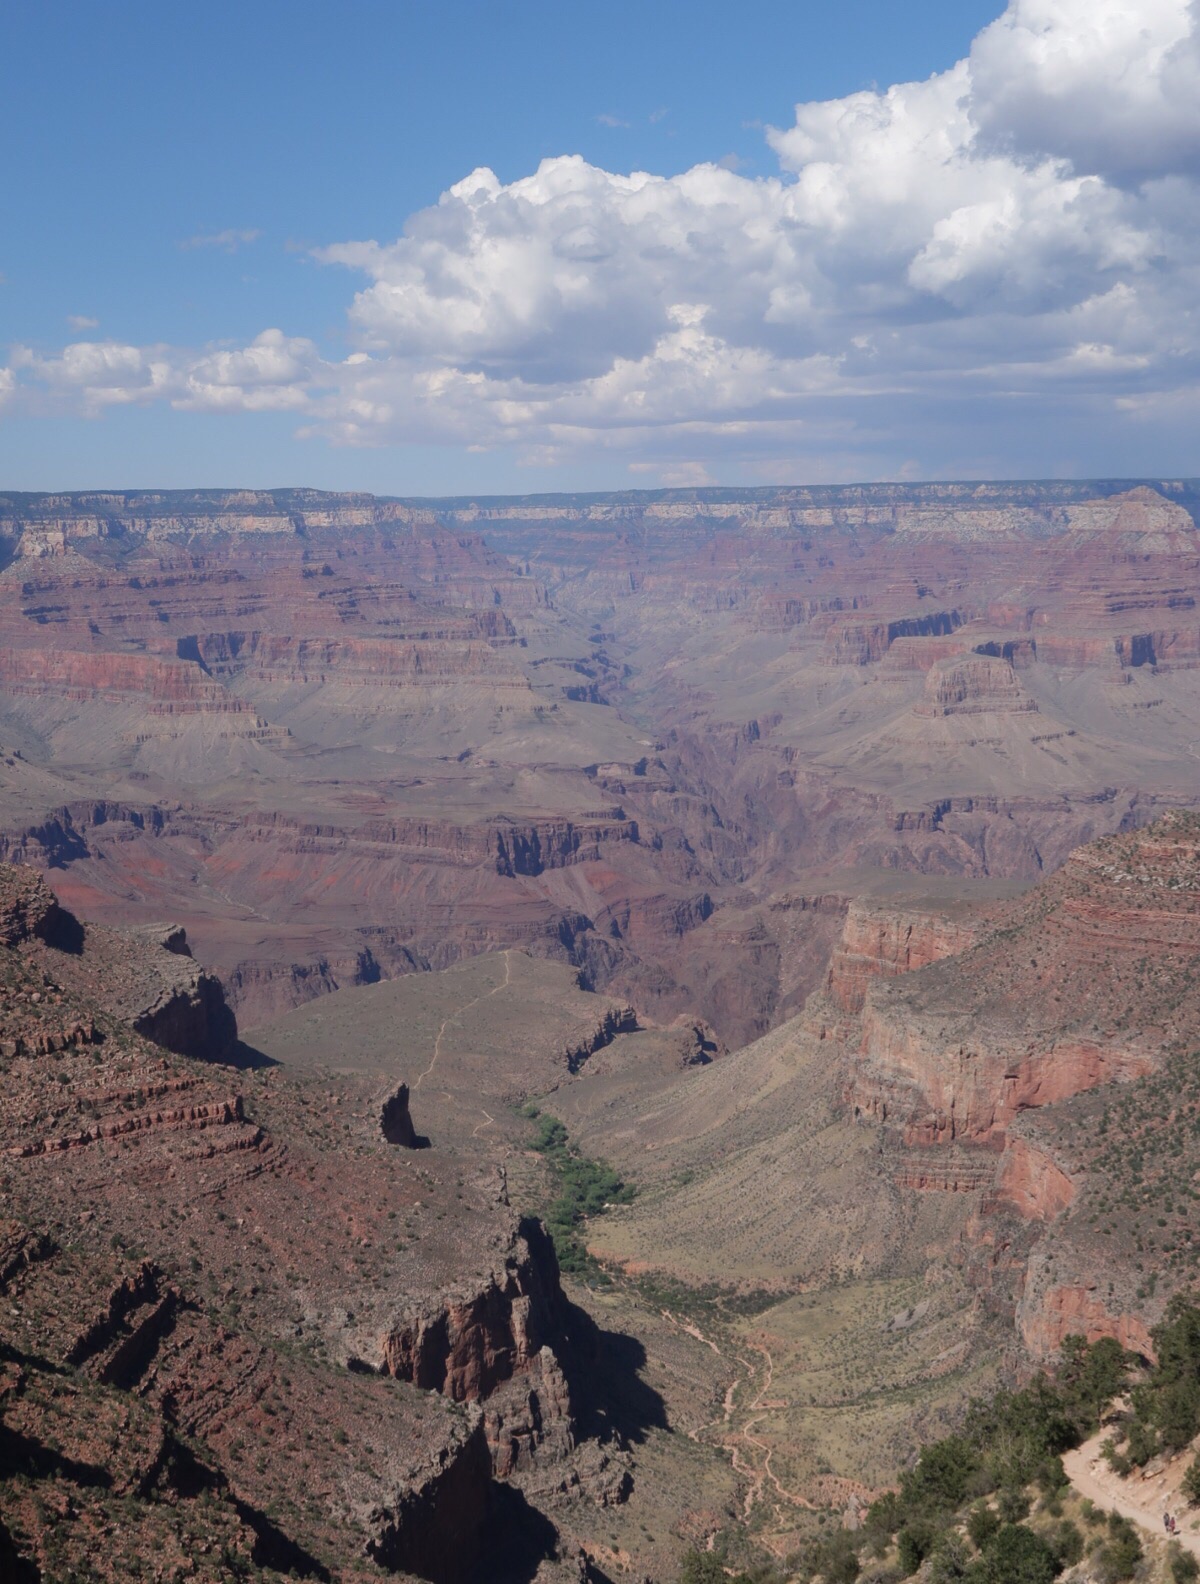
[[3, 0, 1200, 494]]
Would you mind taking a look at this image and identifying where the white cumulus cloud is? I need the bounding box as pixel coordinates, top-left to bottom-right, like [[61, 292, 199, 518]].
[[8, 0, 1200, 478]]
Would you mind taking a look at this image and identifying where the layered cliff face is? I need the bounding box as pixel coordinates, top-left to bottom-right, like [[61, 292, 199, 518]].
[[0, 864, 237, 1059], [0, 480, 1197, 1049], [847, 811, 1200, 1142], [833, 812, 1200, 1358], [0, 871, 648, 1581], [823, 897, 983, 1015]]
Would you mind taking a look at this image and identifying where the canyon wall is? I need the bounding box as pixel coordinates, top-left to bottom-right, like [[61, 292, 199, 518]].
[[0, 480, 1197, 1049]]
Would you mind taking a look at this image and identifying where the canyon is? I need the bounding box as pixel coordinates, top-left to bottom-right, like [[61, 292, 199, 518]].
[[0, 480, 1196, 1047], [1, 480, 1199, 1578]]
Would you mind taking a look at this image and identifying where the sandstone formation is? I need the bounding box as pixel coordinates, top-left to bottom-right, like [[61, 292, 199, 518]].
[[521, 810, 1200, 1568], [0, 871, 654, 1581], [823, 897, 982, 1015], [0, 481, 1195, 1049]]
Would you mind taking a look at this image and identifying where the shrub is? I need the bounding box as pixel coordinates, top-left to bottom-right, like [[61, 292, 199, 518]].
[[1118, 1294, 1200, 1463], [1035, 1455, 1068, 1495], [679, 1551, 761, 1584], [679, 1552, 725, 1584], [926, 1533, 969, 1583], [1093, 1515, 1142, 1584], [996, 1487, 1031, 1524], [1170, 1543, 1200, 1584], [793, 1528, 860, 1584], [1057, 1334, 1132, 1432], [899, 1438, 978, 1518], [973, 1523, 1057, 1584], [526, 1112, 635, 1275], [862, 1492, 902, 1556], [897, 1522, 938, 1576], [1182, 1455, 1200, 1506], [966, 1504, 1000, 1550], [1046, 1518, 1083, 1568]]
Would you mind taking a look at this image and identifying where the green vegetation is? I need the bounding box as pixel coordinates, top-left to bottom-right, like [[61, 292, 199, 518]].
[[1078, 1051, 1200, 1276], [677, 1548, 783, 1584], [783, 1334, 1135, 1582], [1104, 1293, 1200, 1472], [631, 1268, 785, 1322], [1092, 1512, 1143, 1583], [523, 1108, 635, 1276], [779, 1311, 1200, 1582]]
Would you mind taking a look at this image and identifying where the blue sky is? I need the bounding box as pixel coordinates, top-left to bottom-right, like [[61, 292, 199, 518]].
[[3, 0, 1199, 492]]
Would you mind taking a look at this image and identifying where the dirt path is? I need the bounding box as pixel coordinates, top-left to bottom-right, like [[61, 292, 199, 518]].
[[656, 1306, 813, 1528], [414, 951, 512, 1092], [1064, 1432, 1200, 1558], [739, 1338, 816, 1518]]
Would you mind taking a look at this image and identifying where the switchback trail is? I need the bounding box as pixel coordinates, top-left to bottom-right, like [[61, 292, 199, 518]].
[[656, 1304, 814, 1533]]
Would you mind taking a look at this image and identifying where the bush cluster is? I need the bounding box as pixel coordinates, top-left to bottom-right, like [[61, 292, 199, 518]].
[[1104, 1293, 1200, 1472], [795, 1335, 1134, 1582], [525, 1110, 635, 1275]]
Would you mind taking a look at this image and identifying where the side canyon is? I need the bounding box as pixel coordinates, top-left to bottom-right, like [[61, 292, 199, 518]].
[[1, 481, 1199, 1579]]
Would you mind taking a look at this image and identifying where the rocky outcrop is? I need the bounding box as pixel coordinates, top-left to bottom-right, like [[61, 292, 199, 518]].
[[834, 814, 1200, 1371], [823, 610, 966, 666], [847, 814, 1200, 1143], [913, 655, 1037, 717], [0, 646, 264, 715], [380, 1082, 421, 1147], [825, 899, 981, 1014], [1061, 486, 1200, 554], [213, 808, 639, 878], [484, 1345, 576, 1477], [562, 1003, 639, 1073], [851, 1012, 1154, 1144], [0, 864, 78, 949], [380, 1217, 569, 1406], [364, 1415, 494, 1584], [114, 925, 239, 1060], [993, 1136, 1077, 1222], [1017, 1271, 1155, 1363], [377, 1217, 588, 1488]]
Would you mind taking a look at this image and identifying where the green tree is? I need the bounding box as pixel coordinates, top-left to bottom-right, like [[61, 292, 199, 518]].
[[1046, 1518, 1083, 1568], [1057, 1334, 1130, 1430], [1182, 1455, 1200, 1507], [1094, 1514, 1142, 1584], [679, 1550, 727, 1584], [897, 1522, 938, 1576], [974, 1524, 1057, 1584], [1123, 1294, 1200, 1461], [996, 1486, 1031, 1524], [927, 1533, 970, 1583], [966, 1504, 999, 1550], [899, 1438, 978, 1517]]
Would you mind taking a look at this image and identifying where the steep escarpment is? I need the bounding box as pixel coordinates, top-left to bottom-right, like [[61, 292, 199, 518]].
[[834, 812, 1200, 1357], [0, 481, 1197, 1047], [0, 864, 236, 1059], [846, 811, 1200, 1144], [381, 1217, 568, 1402], [0, 873, 657, 1581], [823, 896, 983, 1015]]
